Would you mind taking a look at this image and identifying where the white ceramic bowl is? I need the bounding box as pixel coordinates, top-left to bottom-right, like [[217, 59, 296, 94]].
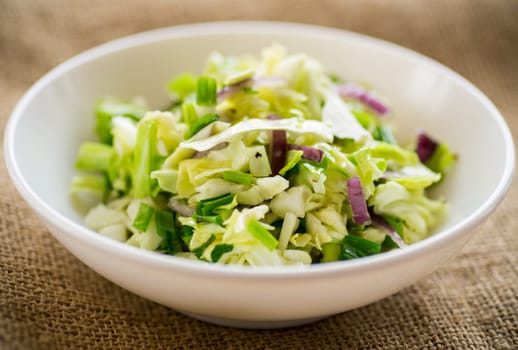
[[4, 22, 515, 329]]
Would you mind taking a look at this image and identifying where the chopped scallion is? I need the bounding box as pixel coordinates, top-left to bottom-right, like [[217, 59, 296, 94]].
[[167, 73, 197, 99], [376, 125, 397, 145], [196, 76, 217, 106], [181, 102, 198, 128], [180, 226, 194, 247], [156, 210, 181, 254], [248, 219, 278, 251], [192, 214, 223, 226], [321, 242, 341, 262], [75, 142, 115, 172], [132, 202, 155, 232], [192, 234, 216, 258], [211, 244, 233, 262], [341, 234, 381, 260], [279, 150, 303, 176], [222, 170, 254, 185], [187, 113, 219, 139], [196, 193, 234, 216], [132, 120, 157, 198]]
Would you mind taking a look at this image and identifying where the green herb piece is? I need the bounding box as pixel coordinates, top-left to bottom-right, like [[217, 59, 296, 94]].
[[75, 142, 115, 172], [196, 76, 217, 106], [181, 102, 198, 128], [192, 234, 216, 258], [425, 142, 456, 175], [132, 119, 157, 198], [321, 242, 341, 262], [222, 170, 254, 185], [382, 235, 399, 250], [248, 219, 278, 251], [351, 109, 378, 131], [341, 234, 381, 260], [156, 210, 182, 254], [167, 73, 197, 99], [211, 244, 234, 262], [192, 214, 223, 226], [376, 125, 398, 145], [180, 226, 194, 247], [187, 113, 219, 139], [95, 99, 147, 144], [132, 202, 155, 232], [196, 193, 234, 216], [384, 216, 404, 236], [279, 150, 303, 176]]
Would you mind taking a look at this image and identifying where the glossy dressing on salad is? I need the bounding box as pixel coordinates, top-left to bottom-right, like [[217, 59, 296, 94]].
[[70, 45, 455, 266]]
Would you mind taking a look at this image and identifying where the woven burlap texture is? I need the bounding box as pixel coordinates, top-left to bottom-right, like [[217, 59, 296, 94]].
[[1, 0, 517, 349]]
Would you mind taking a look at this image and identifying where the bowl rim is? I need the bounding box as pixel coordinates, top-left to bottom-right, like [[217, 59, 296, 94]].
[[4, 20, 515, 278]]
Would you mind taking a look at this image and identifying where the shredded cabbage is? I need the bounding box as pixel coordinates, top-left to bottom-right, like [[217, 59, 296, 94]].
[[71, 45, 455, 266]]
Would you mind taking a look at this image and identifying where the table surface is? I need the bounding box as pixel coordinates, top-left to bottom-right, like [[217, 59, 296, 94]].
[[1, 0, 517, 349]]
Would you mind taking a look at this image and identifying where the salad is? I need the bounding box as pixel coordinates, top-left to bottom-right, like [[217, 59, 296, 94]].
[[70, 45, 455, 266]]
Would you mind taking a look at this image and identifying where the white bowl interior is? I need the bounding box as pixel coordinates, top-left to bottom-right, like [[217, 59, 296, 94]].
[[10, 26, 511, 234]]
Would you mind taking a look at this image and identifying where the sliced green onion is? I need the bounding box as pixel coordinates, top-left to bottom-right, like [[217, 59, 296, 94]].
[[132, 202, 155, 232], [376, 125, 398, 145], [382, 235, 399, 250], [192, 234, 216, 258], [132, 120, 157, 198], [248, 219, 278, 251], [341, 234, 381, 260], [156, 210, 181, 254], [192, 214, 223, 226], [95, 99, 147, 144], [196, 76, 217, 106], [187, 113, 219, 139], [75, 142, 115, 172], [351, 109, 378, 131], [167, 73, 197, 99], [425, 142, 456, 175], [196, 193, 234, 216], [211, 244, 234, 262], [278, 150, 303, 176], [321, 242, 341, 262], [180, 226, 194, 247], [70, 173, 107, 195], [222, 170, 254, 185], [383, 216, 404, 237], [181, 102, 198, 128]]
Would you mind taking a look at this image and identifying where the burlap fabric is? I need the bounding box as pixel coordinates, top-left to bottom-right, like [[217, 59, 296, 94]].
[[1, 0, 517, 349]]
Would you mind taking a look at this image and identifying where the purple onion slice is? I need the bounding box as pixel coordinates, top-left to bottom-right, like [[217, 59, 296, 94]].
[[416, 132, 438, 163], [337, 84, 390, 116], [269, 129, 288, 175], [217, 79, 253, 100], [371, 213, 408, 248], [288, 144, 324, 163], [347, 176, 371, 225]]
